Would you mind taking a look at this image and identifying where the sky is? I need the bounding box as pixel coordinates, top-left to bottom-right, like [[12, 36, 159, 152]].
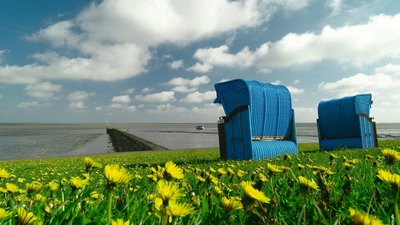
[[1, 0, 400, 123]]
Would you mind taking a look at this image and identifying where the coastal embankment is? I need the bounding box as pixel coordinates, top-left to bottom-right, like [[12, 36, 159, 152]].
[[106, 128, 168, 151]]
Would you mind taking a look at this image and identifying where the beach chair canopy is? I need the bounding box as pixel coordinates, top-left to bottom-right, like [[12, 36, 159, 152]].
[[317, 94, 378, 150], [214, 79, 297, 160]]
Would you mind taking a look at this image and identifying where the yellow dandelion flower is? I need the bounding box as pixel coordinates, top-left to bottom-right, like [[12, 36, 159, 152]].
[[217, 168, 227, 175], [227, 167, 235, 175], [376, 169, 400, 188], [166, 200, 195, 223], [0, 187, 7, 193], [18, 207, 41, 225], [258, 173, 268, 182], [344, 162, 353, 169], [298, 176, 319, 191], [70, 176, 89, 189], [349, 208, 384, 225], [157, 180, 184, 202], [222, 197, 243, 211], [48, 180, 59, 191], [237, 170, 246, 178], [214, 186, 223, 195], [208, 174, 219, 185], [267, 163, 283, 173], [111, 218, 131, 225], [240, 181, 270, 203], [381, 148, 400, 164], [0, 168, 10, 179], [26, 181, 42, 193], [6, 183, 18, 193], [311, 165, 335, 175], [209, 167, 216, 173], [18, 178, 25, 183], [35, 194, 46, 202], [196, 175, 206, 183], [165, 161, 184, 179], [84, 157, 102, 170], [104, 164, 133, 185], [0, 208, 11, 219], [154, 197, 163, 211], [147, 166, 165, 182], [91, 191, 103, 200]]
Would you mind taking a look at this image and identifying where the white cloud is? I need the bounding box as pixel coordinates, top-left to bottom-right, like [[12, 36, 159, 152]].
[[188, 13, 400, 72], [375, 64, 400, 75], [110, 95, 137, 112], [169, 59, 183, 70], [171, 86, 197, 93], [189, 45, 256, 72], [111, 95, 131, 104], [124, 88, 135, 94], [17, 101, 39, 108], [67, 90, 94, 110], [326, 0, 342, 15], [180, 91, 216, 103], [286, 86, 304, 95], [187, 63, 213, 73], [25, 82, 62, 100], [294, 80, 300, 84], [1, 0, 310, 84], [257, 13, 400, 69], [166, 75, 210, 87], [141, 87, 154, 93], [136, 91, 176, 103]]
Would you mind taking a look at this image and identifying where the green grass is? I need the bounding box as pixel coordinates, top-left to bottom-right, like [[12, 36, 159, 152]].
[[0, 140, 399, 224]]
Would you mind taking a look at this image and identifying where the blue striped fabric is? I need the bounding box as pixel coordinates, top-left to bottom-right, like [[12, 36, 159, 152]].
[[214, 79, 298, 160], [317, 94, 377, 150]]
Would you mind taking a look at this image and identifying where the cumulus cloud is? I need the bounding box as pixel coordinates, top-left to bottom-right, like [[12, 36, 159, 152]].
[[110, 95, 137, 111], [326, 0, 342, 15], [111, 95, 131, 104], [180, 91, 216, 103], [25, 82, 62, 100], [141, 87, 154, 93], [188, 45, 256, 72], [189, 13, 400, 72], [286, 86, 304, 95], [136, 91, 176, 103], [169, 59, 183, 70], [257, 13, 400, 69], [171, 86, 197, 93], [1, 0, 310, 84], [17, 101, 39, 108], [67, 90, 94, 110], [124, 88, 135, 94], [166, 75, 210, 87]]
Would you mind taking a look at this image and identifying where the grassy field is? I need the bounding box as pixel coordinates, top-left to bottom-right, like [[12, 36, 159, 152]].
[[0, 141, 399, 224]]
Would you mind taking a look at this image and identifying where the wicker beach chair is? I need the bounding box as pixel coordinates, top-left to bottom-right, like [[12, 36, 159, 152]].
[[317, 94, 378, 150], [214, 79, 298, 160]]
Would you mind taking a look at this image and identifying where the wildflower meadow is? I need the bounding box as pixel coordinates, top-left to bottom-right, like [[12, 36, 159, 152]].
[[0, 141, 399, 224]]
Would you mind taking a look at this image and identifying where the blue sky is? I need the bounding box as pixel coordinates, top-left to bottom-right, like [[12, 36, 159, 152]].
[[1, 0, 400, 123]]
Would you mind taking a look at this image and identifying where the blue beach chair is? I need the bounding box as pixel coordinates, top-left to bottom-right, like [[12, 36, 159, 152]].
[[317, 94, 378, 150], [214, 79, 298, 160]]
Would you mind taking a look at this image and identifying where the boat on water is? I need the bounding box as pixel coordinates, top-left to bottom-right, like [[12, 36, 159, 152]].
[[196, 125, 205, 130]]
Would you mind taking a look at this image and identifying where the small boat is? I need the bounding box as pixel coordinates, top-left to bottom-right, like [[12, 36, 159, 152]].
[[196, 125, 205, 130]]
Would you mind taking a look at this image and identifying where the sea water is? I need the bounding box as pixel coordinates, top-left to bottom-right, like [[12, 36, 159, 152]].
[[0, 123, 399, 160]]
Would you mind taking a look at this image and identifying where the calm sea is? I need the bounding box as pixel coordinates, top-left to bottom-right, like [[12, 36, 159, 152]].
[[0, 123, 398, 161]]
